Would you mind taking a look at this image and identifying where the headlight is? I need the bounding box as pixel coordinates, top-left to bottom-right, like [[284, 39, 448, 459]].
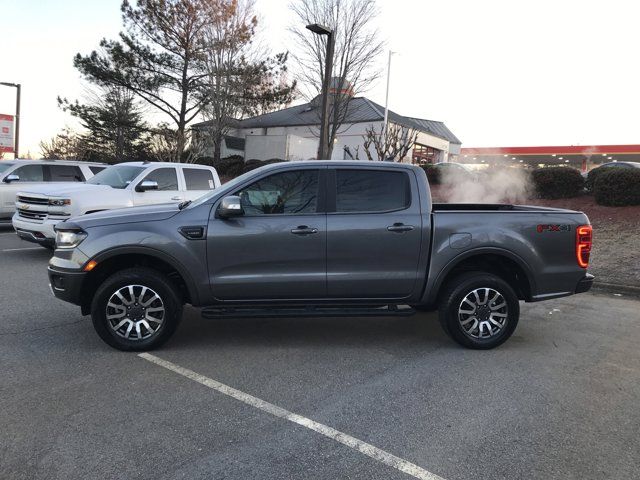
[[49, 198, 71, 207], [55, 230, 87, 249]]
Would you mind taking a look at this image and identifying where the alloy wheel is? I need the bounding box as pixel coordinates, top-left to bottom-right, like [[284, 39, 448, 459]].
[[457, 287, 508, 339], [106, 285, 165, 341]]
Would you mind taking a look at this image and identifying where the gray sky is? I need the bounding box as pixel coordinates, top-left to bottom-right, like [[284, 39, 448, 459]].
[[1, 0, 639, 157]]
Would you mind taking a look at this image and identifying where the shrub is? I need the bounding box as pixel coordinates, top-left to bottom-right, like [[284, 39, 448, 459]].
[[420, 164, 441, 185], [242, 158, 285, 174], [210, 155, 245, 177], [593, 168, 640, 206], [585, 166, 609, 193], [531, 167, 584, 199]]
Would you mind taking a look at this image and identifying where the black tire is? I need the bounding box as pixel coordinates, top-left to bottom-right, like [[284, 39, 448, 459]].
[[91, 267, 183, 351], [438, 272, 520, 349]]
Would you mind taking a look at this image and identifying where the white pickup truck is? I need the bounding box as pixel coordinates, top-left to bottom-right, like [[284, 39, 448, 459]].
[[12, 161, 220, 248], [1, 159, 106, 222]]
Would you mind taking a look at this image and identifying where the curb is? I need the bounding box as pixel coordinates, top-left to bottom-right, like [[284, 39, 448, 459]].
[[591, 281, 640, 298]]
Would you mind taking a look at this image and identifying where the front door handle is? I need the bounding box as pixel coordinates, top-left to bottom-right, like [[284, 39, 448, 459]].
[[291, 225, 318, 235], [387, 223, 414, 233], [171, 196, 183, 201]]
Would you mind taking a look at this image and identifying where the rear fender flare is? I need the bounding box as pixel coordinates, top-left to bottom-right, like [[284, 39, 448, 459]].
[[423, 247, 537, 305]]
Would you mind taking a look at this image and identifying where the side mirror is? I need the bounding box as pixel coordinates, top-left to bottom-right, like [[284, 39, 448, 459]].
[[135, 180, 159, 192], [3, 174, 19, 183], [217, 195, 244, 219]]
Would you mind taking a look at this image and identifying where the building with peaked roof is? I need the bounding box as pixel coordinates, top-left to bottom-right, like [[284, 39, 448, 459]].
[[192, 96, 461, 163]]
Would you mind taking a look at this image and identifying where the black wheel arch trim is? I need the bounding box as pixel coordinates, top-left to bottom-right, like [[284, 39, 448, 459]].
[[89, 245, 201, 306], [423, 247, 537, 305]]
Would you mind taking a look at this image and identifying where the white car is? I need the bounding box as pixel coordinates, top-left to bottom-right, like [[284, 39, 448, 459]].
[[12, 161, 220, 248], [0, 159, 105, 222]]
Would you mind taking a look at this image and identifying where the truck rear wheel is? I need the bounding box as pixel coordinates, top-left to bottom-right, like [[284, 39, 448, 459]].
[[438, 272, 519, 349], [90, 267, 183, 351]]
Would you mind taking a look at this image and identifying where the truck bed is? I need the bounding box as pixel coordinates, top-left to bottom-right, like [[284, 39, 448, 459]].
[[432, 203, 580, 214]]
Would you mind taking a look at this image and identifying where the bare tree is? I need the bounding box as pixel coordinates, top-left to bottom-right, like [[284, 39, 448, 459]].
[[289, 0, 384, 158], [149, 123, 204, 163], [200, 0, 295, 161], [362, 123, 418, 162]]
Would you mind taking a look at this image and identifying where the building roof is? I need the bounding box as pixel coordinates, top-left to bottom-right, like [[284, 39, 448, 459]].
[[192, 97, 461, 145]]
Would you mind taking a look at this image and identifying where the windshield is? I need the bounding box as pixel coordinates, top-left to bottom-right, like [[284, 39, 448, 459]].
[[87, 166, 144, 189], [0, 162, 15, 175]]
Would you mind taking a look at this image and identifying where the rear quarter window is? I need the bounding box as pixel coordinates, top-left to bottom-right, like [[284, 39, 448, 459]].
[[184, 168, 215, 190], [48, 165, 83, 182]]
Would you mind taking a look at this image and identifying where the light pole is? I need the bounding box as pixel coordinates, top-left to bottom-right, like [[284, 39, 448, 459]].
[[306, 23, 335, 160], [382, 51, 396, 153], [0, 82, 21, 158]]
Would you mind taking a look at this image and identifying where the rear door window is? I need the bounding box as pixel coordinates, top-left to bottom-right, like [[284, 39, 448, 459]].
[[184, 168, 215, 190], [48, 165, 83, 182], [12, 164, 45, 182], [335, 169, 410, 213], [140, 168, 179, 191]]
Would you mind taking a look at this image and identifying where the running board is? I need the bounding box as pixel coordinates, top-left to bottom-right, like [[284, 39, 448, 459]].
[[201, 304, 416, 320]]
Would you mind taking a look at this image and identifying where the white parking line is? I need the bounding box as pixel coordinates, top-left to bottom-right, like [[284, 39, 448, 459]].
[[2, 247, 43, 252], [139, 353, 446, 480]]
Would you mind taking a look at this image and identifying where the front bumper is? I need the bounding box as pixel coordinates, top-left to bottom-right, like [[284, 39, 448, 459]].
[[12, 215, 57, 247], [48, 266, 87, 307], [575, 273, 595, 294]]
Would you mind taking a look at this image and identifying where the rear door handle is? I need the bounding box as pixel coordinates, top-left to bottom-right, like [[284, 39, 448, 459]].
[[387, 223, 414, 233], [291, 226, 318, 235]]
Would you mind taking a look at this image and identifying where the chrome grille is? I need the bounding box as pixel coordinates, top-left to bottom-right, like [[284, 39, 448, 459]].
[[17, 195, 49, 206], [17, 209, 47, 221]]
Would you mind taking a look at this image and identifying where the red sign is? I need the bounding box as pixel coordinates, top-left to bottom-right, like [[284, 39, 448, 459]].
[[0, 113, 14, 153]]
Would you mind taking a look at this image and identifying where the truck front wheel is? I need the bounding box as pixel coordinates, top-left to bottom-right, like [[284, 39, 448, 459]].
[[90, 267, 183, 351], [438, 272, 520, 349]]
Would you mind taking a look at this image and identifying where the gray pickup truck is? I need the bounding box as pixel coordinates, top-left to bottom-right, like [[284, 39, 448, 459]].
[[48, 161, 594, 351]]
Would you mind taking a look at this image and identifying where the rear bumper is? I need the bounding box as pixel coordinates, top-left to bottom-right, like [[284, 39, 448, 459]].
[[575, 273, 595, 294], [48, 266, 87, 307]]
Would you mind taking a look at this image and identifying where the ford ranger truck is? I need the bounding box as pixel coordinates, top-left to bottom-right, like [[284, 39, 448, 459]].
[[46, 161, 594, 351]]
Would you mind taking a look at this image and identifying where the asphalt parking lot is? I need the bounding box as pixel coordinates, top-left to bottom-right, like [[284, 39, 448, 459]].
[[1, 225, 639, 480]]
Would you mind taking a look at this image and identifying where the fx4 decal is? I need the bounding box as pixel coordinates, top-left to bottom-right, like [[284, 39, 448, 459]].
[[537, 224, 571, 233]]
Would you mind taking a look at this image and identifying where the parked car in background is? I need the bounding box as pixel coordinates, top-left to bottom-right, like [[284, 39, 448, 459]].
[[583, 161, 640, 178], [0, 160, 105, 223], [12, 161, 220, 248], [46, 161, 593, 351], [434, 162, 478, 182]]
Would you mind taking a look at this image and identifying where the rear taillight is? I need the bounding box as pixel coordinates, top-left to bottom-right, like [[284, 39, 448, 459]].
[[576, 225, 592, 268]]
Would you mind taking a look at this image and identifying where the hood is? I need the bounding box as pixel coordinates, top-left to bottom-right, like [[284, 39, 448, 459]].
[[17, 183, 113, 197], [59, 203, 182, 229]]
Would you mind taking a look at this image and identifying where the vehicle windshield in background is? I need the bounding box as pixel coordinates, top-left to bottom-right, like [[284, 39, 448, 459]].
[[0, 163, 15, 175], [86, 166, 144, 189]]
